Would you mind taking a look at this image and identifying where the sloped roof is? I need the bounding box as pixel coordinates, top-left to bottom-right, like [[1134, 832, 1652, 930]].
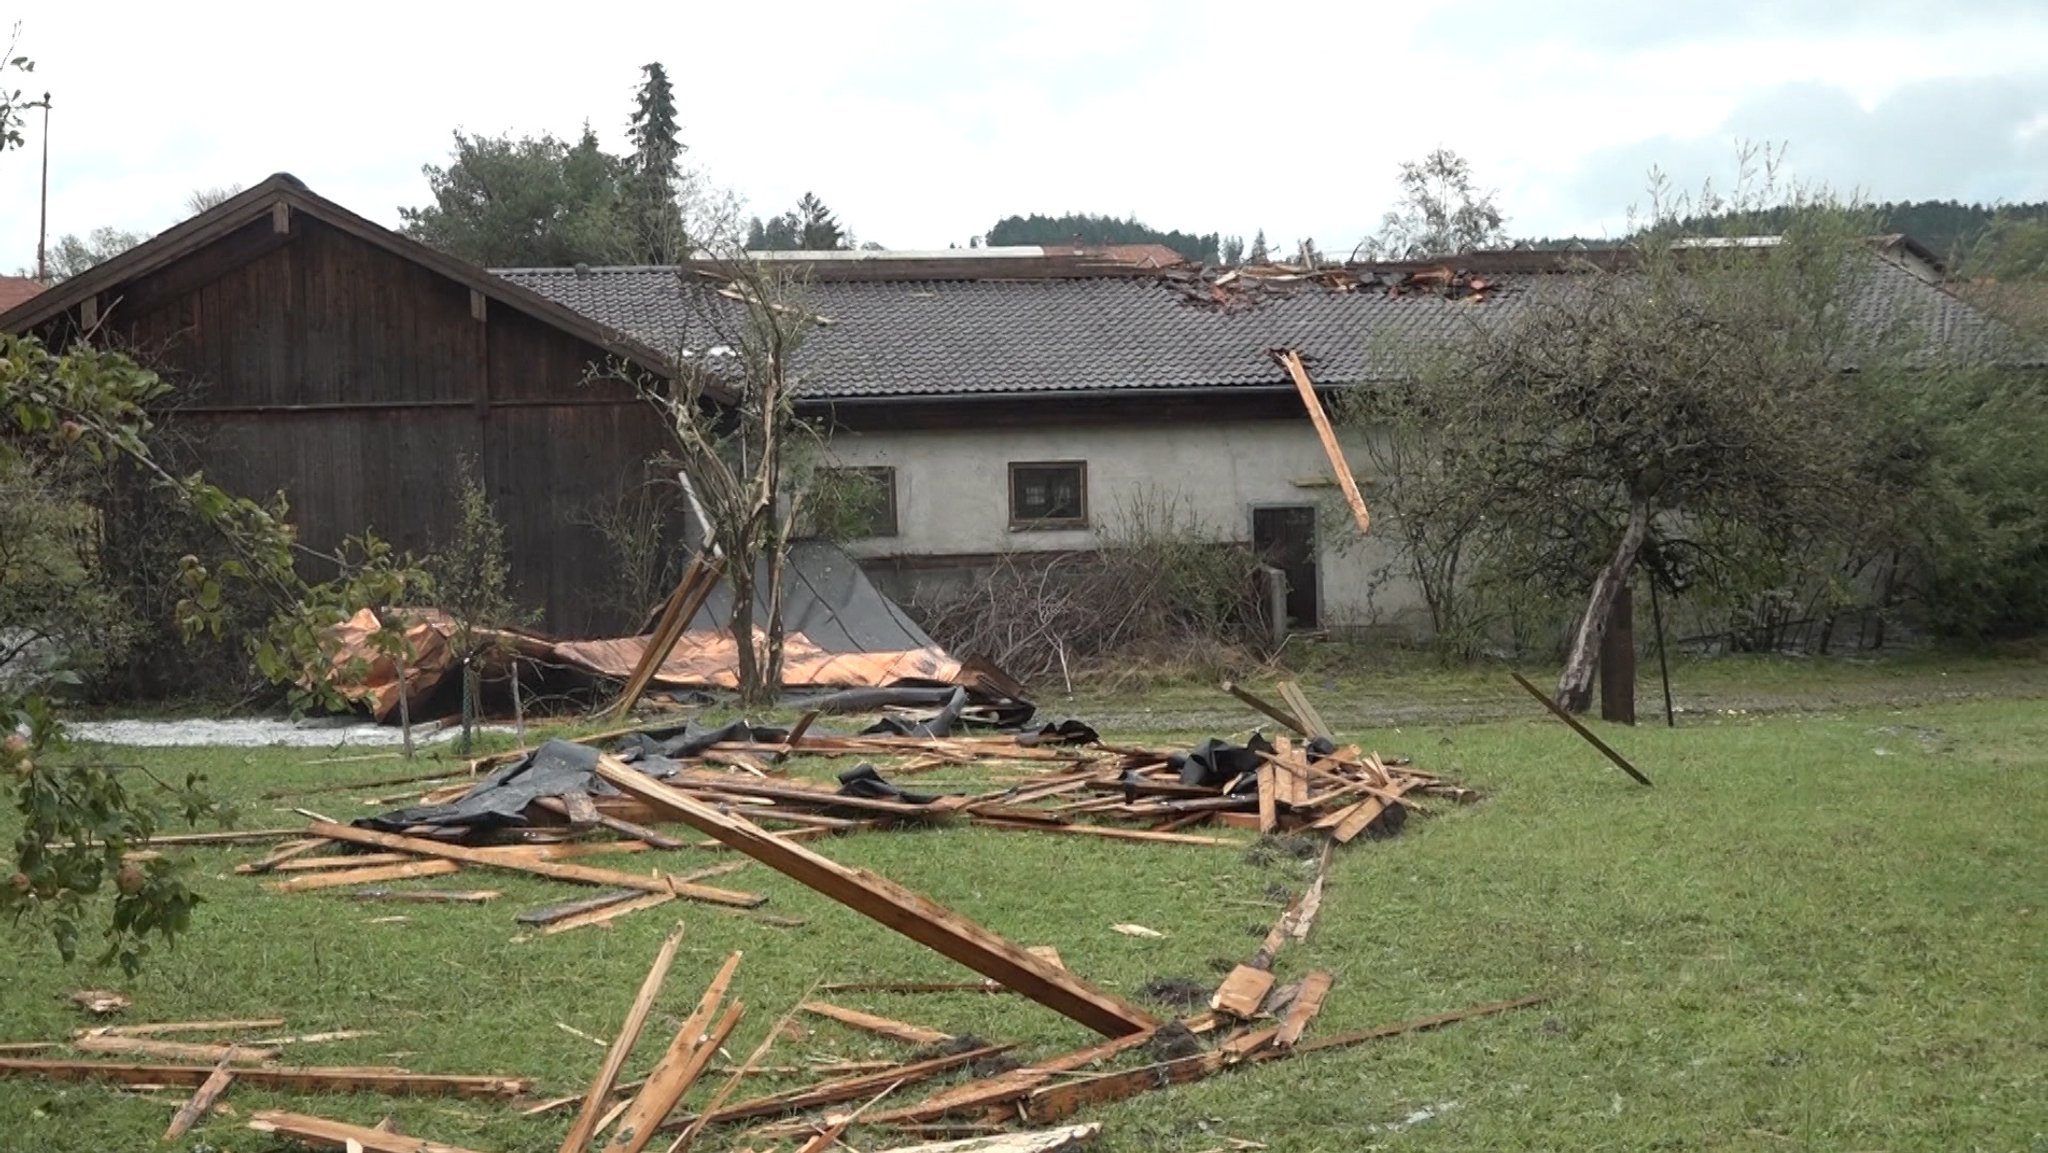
[[499, 247, 2014, 402], [0, 275, 43, 312], [0, 174, 682, 385]]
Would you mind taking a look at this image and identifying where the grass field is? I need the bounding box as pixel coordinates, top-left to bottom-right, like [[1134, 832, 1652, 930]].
[[3, 653, 2044, 1151]]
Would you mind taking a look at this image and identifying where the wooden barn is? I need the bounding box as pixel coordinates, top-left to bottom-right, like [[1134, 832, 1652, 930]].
[[1, 174, 685, 636]]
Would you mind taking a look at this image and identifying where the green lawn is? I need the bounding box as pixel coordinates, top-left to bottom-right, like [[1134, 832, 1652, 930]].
[[3, 657, 2044, 1152]]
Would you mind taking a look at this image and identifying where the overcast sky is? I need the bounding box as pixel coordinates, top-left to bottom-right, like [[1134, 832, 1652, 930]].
[[3, 0, 2044, 269]]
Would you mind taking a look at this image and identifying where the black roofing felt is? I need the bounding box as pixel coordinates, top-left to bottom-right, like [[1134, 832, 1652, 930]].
[[495, 255, 2012, 401]]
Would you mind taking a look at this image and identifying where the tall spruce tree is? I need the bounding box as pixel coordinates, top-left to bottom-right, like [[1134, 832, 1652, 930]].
[[626, 62, 687, 263]]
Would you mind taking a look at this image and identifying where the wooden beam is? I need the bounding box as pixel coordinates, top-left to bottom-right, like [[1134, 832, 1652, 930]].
[[79, 295, 99, 330], [469, 288, 487, 322], [0, 1058, 528, 1098], [249, 1110, 489, 1153], [304, 821, 766, 907], [1022, 1028, 1279, 1122], [558, 925, 685, 1153], [1276, 349, 1371, 536], [594, 757, 1159, 1038], [270, 201, 291, 234], [95, 1018, 286, 1038], [541, 891, 677, 935], [1508, 671, 1653, 786]]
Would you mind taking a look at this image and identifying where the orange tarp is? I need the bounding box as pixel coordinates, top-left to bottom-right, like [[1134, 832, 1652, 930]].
[[325, 610, 959, 723]]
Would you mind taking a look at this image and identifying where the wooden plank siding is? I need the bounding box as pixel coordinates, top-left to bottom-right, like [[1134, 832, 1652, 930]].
[[64, 215, 670, 637]]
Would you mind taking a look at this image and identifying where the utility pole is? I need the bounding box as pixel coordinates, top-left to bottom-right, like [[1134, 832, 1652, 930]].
[[34, 92, 49, 283]]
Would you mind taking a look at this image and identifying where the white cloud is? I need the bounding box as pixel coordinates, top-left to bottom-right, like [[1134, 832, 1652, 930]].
[[2, 0, 2043, 272]]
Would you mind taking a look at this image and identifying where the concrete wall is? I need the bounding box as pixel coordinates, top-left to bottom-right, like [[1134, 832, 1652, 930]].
[[820, 417, 1429, 631]]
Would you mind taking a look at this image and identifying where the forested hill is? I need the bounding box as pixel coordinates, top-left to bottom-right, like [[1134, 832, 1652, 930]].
[[984, 213, 1221, 263]]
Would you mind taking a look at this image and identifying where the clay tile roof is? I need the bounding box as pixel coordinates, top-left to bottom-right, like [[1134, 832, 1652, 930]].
[[495, 247, 2017, 403]]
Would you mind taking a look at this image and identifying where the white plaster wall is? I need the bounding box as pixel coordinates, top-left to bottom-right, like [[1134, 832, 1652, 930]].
[[823, 419, 1428, 630]]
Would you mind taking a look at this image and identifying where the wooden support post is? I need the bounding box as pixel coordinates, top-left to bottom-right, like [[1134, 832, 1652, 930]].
[[1276, 349, 1371, 536], [592, 757, 1159, 1038], [1649, 575, 1675, 728], [270, 201, 291, 234], [469, 288, 487, 322], [1598, 585, 1637, 725]]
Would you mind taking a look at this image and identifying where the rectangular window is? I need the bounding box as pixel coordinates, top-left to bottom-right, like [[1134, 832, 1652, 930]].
[[817, 466, 897, 538], [1008, 461, 1087, 530]]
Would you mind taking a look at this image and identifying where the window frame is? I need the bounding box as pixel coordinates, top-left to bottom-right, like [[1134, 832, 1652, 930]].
[[820, 464, 899, 539], [1007, 460, 1089, 531]]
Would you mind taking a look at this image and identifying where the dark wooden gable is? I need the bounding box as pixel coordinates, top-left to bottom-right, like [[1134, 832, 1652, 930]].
[[35, 204, 671, 637]]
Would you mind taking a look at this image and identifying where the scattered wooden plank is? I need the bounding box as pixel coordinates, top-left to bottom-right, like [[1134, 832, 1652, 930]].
[[558, 924, 686, 1153], [248, 1110, 491, 1153], [162, 1056, 235, 1142], [474, 840, 654, 864], [856, 1030, 1158, 1128], [1022, 1028, 1279, 1123], [594, 757, 1158, 1039], [1275, 971, 1334, 1047], [967, 817, 1237, 847], [95, 1018, 286, 1039], [801, 1001, 952, 1046], [1277, 349, 1371, 536], [518, 889, 642, 926], [869, 1125, 1100, 1153], [1209, 966, 1276, 1019], [1289, 992, 1550, 1055], [267, 859, 462, 893], [541, 891, 677, 935], [72, 1035, 277, 1064], [234, 837, 333, 874], [1219, 681, 1308, 736], [532, 795, 685, 849], [348, 888, 500, 905], [1509, 670, 1653, 786], [305, 821, 766, 908], [602, 1001, 744, 1153], [672, 1045, 1014, 1129], [819, 980, 1004, 995], [0, 1058, 528, 1098], [58, 828, 308, 850], [670, 983, 822, 1151], [262, 851, 419, 873]]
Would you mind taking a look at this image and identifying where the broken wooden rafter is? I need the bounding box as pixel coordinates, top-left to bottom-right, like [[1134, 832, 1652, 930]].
[[1275, 349, 1371, 536], [600, 951, 745, 1153], [71, 1033, 276, 1065], [266, 859, 462, 892], [593, 756, 1159, 1039], [608, 552, 725, 721], [542, 890, 678, 935]]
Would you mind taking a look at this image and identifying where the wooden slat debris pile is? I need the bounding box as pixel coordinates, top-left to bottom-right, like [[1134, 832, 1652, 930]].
[[8, 678, 1531, 1151]]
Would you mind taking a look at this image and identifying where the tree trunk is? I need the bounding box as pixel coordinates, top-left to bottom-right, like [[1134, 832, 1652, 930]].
[[1597, 584, 1636, 724], [1557, 492, 1651, 714], [729, 535, 762, 707]]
